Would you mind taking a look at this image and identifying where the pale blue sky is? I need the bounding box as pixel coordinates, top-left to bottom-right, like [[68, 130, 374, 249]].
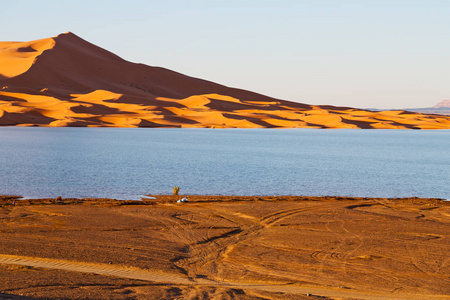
[[2, 0, 449, 108]]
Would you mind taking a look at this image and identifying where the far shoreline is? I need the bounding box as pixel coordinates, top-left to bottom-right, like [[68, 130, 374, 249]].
[[2, 125, 450, 130], [1, 194, 448, 207]]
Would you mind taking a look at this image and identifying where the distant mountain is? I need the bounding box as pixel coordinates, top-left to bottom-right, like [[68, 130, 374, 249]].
[[434, 100, 450, 108], [401, 101, 450, 116], [1, 32, 450, 129]]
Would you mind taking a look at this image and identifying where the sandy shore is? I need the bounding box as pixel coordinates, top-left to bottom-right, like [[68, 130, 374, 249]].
[[0, 195, 449, 299]]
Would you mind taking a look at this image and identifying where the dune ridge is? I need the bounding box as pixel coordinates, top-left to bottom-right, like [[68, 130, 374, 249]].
[[1, 32, 450, 129]]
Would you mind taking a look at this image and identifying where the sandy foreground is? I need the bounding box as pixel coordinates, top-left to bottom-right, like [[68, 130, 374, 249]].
[[0, 195, 449, 300]]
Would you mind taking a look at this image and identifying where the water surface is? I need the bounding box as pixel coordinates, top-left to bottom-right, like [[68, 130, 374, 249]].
[[0, 128, 448, 200]]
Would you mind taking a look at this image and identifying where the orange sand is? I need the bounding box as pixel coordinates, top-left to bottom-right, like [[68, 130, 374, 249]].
[[0, 196, 449, 299], [1, 32, 450, 129]]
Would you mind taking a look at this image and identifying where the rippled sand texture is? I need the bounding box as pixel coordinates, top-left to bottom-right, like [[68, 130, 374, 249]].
[[1, 32, 450, 129], [0, 196, 449, 299]]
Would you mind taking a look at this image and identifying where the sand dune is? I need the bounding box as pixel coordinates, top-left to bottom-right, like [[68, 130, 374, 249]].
[[0, 37, 55, 78], [1, 32, 450, 129]]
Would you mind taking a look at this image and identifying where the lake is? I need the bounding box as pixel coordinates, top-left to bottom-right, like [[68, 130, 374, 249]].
[[0, 127, 448, 200]]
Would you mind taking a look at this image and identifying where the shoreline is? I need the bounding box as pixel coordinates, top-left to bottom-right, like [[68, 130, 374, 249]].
[[1, 194, 449, 299], [1, 194, 448, 206]]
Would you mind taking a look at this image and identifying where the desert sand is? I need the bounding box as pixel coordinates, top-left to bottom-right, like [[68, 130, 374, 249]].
[[0, 195, 449, 299], [1, 32, 450, 129]]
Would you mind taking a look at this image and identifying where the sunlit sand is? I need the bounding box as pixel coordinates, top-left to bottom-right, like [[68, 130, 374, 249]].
[[0, 196, 449, 299], [1, 32, 450, 129]]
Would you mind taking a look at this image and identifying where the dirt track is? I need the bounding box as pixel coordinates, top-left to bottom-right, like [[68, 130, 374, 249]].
[[0, 254, 447, 300], [0, 196, 449, 299]]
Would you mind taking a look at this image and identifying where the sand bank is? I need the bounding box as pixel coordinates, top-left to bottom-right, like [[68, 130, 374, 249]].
[[0, 195, 449, 299]]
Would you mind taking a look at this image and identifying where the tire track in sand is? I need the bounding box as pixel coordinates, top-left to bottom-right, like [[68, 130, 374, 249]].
[[0, 254, 446, 300], [0, 254, 195, 285]]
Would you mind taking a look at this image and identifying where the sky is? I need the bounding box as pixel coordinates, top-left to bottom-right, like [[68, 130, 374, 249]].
[[2, 0, 449, 109]]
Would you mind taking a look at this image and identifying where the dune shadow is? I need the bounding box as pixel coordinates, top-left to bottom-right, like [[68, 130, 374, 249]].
[[17, 46, 37, 53], [340, 117, 375, 129]]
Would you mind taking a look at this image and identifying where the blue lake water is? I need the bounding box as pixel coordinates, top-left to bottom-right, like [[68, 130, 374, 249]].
[[0, 127, 449, 200]]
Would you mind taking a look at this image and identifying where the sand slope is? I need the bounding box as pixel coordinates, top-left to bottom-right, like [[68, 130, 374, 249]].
[[1, 32, 450, 129]]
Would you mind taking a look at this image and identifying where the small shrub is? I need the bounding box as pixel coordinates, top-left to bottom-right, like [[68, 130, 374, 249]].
[[172, 186, 180, 195]]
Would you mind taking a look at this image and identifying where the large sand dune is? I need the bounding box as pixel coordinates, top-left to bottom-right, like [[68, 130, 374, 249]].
[[1, 32, 450, 129]]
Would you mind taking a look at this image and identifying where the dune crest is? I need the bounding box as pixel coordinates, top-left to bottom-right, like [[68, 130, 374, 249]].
[[0, 37, 55, 78], [1, 33, 450, 129]]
